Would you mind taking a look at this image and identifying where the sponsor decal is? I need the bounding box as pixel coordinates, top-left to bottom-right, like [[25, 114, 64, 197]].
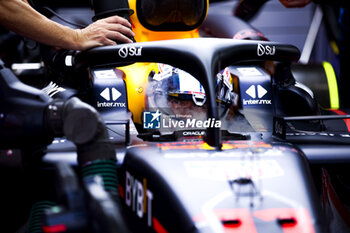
[[143, 111, 221, 129], [125, 171, 154, 227], [97, 87, 126, 108], [100, 87, 121, 101], [257, 43, 276, 56], [246, 85, 266, 98], [159, 141, 272, 151], [118, 46, 142, 58], [162, 118, 221, 129], [143, 110, 162, 129], [237, 67, 263, 76], [94, 69, 117, 79], [184, 160, 284, 181], [243, 85, 271, 105], [182, 131, 205, 136]]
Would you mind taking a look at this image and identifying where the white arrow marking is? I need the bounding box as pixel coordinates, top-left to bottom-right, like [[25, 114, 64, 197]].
[[246, 85, 256, 98], [257, 85, 267, 98], [100, 88, 110, 101], [111, 88, 122, 101]]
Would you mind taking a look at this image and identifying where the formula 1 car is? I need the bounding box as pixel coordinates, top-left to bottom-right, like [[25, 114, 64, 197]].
[[1, 0, 350, 233], [65, 37, 350, 233]]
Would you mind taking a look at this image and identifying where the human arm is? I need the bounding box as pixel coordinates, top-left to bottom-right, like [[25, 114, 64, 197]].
[[0, 0, 135, 50], [279, 0, 346, 7]]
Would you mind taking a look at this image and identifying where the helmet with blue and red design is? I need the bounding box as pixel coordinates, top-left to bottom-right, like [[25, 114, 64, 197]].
[[145, 64, 239, 122]]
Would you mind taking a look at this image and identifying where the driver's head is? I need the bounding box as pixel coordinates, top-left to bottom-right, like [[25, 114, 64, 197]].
[[146, 64, 238, 122], [146, 64, 206, 118]]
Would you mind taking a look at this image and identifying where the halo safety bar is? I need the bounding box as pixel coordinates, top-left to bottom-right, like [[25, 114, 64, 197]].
[[74, 38, 300, 149]]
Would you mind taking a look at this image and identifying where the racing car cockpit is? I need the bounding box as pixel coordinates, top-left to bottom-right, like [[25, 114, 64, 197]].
[[144, 63, 241, 133], [70, 38, 331, 233], [4, 0, 350, 232]]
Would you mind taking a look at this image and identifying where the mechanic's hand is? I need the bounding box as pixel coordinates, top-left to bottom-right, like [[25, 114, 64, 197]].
[[75, 15, 135, 51], [279, 0, 312, 8]]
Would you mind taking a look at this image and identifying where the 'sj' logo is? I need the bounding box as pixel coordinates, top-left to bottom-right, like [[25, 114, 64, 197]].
[[257, 43, 276, 56], [118, 46, 143, 58], [118, 46, 128, 58]]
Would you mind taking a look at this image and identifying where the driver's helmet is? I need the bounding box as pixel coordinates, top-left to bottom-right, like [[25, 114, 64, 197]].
[[128, 0, 208, 41], [145, 64, 239, 128]]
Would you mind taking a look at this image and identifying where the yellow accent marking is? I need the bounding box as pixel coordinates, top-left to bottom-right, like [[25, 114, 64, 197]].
[[137, 87, 143, 94], [330, 40, 339, 55], [323, 61, 339, 109], [202, 143, 216, 150]]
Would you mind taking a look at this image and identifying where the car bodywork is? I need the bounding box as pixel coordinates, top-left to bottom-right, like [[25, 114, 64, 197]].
[[1, 1, 350, 232], [41, 37, 350, 232]]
